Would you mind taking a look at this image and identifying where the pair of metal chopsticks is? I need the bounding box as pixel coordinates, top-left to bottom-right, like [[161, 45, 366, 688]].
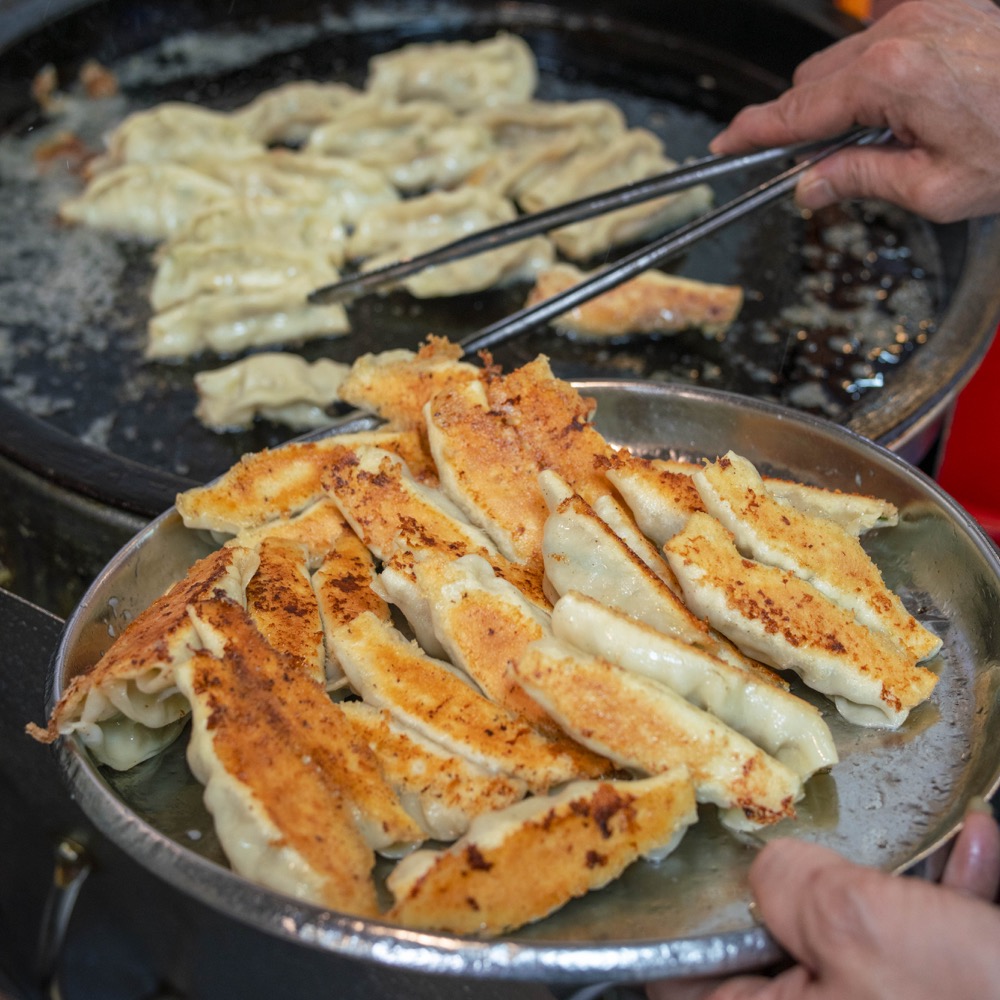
[[309, 125, 892, 355]]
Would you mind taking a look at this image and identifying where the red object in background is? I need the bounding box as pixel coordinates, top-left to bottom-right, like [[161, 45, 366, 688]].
[[936, 326, 1000, 543]]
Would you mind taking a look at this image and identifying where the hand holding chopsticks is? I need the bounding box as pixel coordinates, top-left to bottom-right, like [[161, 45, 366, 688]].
[[309, 126, 893, 355]]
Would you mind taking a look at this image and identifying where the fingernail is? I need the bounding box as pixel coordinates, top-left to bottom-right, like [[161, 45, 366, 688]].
[[796, 174, 835, 210], [747, 899, 763, 925], [965, 795, 995, 817]]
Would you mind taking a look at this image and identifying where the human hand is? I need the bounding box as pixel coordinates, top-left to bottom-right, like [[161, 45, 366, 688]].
[[645, 802, 1000, 1000], [709, 0, 1000, 222]]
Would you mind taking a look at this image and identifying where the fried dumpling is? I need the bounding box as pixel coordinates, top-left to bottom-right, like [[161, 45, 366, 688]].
[[590, 492, 679, 590], [513, 636, 802, 831], [243, 536, 325, 684], [325, 445, 500, 564], [328, 611, 605, 792], [187, 598, 426, 856], [664, 512, 939, 728], [27, 545, 259, 770], [386, 772, 697, 935], [59, 163, 234, 240], [482, 355, 614, 506], [608, 453, 899, 546], [194, 353, 350, 432], [311, 528, 391, 687], [411, 554, 602, 757], [693, 452, 941, 662], [340, 701, 527, 842], [225, 497, 350, 563], [517, 129, 713, 260], [524, 263, 744, 339], [366, 32, 538, 112], [347, 188, 554, 297], [175, 429, 436, 535], [176, 637, 380, 914], [550, 591, 838, 780], [145, 275, 349, 360], [325, 444, 547, 610], [335, 337, 480, 430], [424, 376, 548, 566], [605, 452, 706, 547]]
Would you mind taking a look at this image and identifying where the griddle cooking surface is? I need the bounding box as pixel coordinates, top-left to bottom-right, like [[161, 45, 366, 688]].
[[0, 0, 946, 502]]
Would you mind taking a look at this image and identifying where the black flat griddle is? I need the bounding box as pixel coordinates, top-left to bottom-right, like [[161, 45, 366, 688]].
[[0, 0, 995, 518]]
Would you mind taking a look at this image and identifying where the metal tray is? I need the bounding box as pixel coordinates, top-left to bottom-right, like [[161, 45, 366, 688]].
[[2, 0, 999, 520], [50, 381, 1000, 986]]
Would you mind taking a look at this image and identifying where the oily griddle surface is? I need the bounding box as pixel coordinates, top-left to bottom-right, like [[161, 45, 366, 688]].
[[0, 1, 943, 498]]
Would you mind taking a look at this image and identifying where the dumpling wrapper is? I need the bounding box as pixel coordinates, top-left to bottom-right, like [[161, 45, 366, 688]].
[[550, 591, 838, 780], [27, 545, 258, 770]]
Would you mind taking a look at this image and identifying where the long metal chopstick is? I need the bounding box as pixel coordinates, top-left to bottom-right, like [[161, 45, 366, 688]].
[[458, 125, 892, 355], [308, 127, 887, 307]]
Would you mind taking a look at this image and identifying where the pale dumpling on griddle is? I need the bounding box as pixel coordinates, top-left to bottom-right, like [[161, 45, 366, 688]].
[[166, 196, 350, 267], [461, 99, 625, 199], [232, 80, 372, 145], [150, 241, 339, 312], [194, 353, 350, 432], [145, 275, 349, 360], [347, 187, 554, 297], [59, 162, 234, 240], [192, 150, 399, 225], [467, 98, 627, 150], [517, 128, 713, 260], [87, 102, 264, 175], [365, 32, 538, 112], [305, 100, 493, 193]]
